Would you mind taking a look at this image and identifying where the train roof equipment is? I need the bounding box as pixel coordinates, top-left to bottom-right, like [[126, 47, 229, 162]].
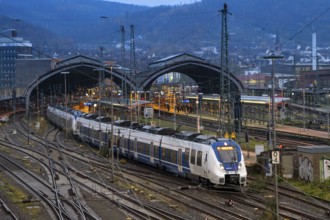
[[114, 120, 131, 127], [193, 134, 218, 144], [173, 131, 202, 140]]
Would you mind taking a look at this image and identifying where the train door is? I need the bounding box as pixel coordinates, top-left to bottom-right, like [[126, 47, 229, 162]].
[[159, 137, 163, 165], [126, 132, 131, 157], [203, 150, 209, 176], [121, 135, 125, 154], [150, 142, 154, 164], [134, 138, 138, 159], [178, 148, 183, 173]]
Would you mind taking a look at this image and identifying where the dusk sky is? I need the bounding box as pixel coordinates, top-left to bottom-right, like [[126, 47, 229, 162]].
[[106, 0, 201, 7]]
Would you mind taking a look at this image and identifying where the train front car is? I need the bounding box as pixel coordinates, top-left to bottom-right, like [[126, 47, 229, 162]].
[[208, 138, 247, 188]]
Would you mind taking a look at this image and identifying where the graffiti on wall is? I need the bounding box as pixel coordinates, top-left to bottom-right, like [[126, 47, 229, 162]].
[[324, 158, 330, 180], [299, 155, 313, 182]]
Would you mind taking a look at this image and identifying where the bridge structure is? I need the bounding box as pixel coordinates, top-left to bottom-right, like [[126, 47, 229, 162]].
[[23, 53, 243, 117]]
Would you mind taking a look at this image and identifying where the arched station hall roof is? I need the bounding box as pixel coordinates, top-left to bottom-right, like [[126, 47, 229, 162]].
[[25, 53, 243, 112], [137, 53, 243, 95], [25, 55, 133, 112]]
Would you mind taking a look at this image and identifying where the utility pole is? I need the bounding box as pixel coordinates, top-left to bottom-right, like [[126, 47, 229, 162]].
[[120, 25, 125, 100], [61, 71, 70, 139], [327, 90, 329, 137], [110, 67, 114, 179], [130, 25, 137, 121], [93, 68, 103, 151], [219, 3, 232, 137]]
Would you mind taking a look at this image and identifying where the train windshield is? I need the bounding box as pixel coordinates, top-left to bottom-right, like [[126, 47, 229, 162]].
[[216, 146, 238, 163]]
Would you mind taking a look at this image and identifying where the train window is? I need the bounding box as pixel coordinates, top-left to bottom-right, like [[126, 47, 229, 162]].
[[166, 149, 170, 162], [216, 146, 238, 163], [171, 150, 177, 163], [197, 151, 202, 166], [120, 135, 124, 148], [178, 149, 182, 166], [150, 142, 154, 157], [154, 145, 159, 158], [117, 136, 120, 147], [184, 148, 190, 163], [137, 141, 144, 153], [123, 138, 128, 149], [134, 138, 137, 152], [162, 148, 166, 160], [190, 149, 196, 165], [145, 143, 150, 155], [116, 135, 120, 148], [91, 129, 97, 138], [101, 133, 105, 143], [138, 142, 142, 152]]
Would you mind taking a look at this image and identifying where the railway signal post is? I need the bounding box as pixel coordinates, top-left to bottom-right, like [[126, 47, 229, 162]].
[[263, 53, 284, 220]]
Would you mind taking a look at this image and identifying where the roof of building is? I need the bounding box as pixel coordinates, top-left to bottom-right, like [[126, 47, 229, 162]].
[[149, 53, 206, 69], [297, 145, 330, 154]]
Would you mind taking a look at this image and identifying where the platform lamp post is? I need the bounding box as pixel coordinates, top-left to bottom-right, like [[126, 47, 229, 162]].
[[27, 109, 31, 145], [196, 93, 200, 133], [263, 53, 284, 220], [103, 65, 118, 180], [158, 92, 161, 118], [93, 68, 104, 152], [327, 90, 329, 137], [61, 71, 70, 139], [130, 91, 133, 122], [110, 66, 115, 179], [173, 90, 177, 130], [303, 89, 306, 130]]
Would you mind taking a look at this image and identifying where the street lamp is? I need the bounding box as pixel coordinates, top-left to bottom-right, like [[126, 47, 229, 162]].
[[263, 53, 284, 220], [103, 64, 119, 179], [130, 91, 133, 122], [93, 68, 103, 151], [27, 109, 31, 145], [173, 90, 176, 130], [110, 66, 115, 179], [327, 90, 330, 137], [196, 93, 200, 133], [61, 71, 69, 139], [303, 89, 306, 130]]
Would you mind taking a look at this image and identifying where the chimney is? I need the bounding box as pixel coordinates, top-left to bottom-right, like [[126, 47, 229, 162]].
[[312, 33, 317, 70], [11, 29, 17, 38]]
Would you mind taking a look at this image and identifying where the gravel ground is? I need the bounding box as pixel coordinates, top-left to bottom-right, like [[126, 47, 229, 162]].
[[0, 171, 52, 220], [79, 189, 129, 220]]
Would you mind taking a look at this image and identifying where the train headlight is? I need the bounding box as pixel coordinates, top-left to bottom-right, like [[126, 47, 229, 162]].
[[219, 164, 225, 170], [238, 163, 242, 170]]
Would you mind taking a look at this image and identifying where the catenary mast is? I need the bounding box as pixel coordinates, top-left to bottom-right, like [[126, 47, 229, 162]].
[[219, 3, 233, 137]]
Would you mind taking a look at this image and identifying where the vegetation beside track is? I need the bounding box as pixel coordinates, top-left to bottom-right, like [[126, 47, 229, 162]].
[[288, 179, 330, 201], [0, 173, 41, 217]]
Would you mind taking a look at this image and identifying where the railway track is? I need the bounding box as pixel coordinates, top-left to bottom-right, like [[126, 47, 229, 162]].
[[247, 176, 330, 219], [161, 112, 328, 147], [3, 118, 193, 219], [1, 113, 329, 219], [0, 198, 19, 220]]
